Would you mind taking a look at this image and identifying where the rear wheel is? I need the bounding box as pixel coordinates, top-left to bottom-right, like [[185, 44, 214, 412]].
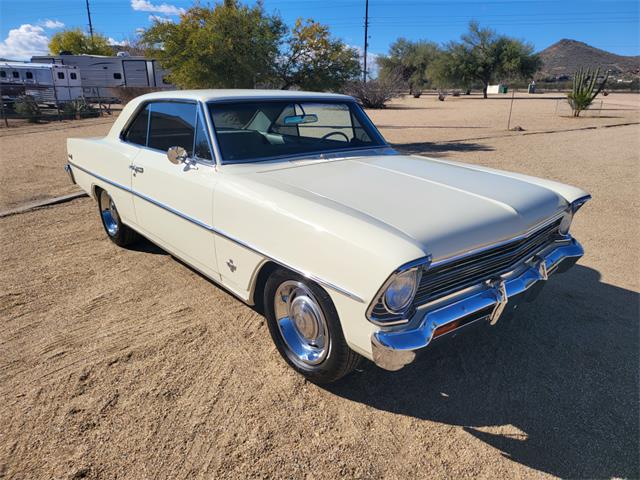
[[264, 268, 360, 383], [97, 188, 137, 247]]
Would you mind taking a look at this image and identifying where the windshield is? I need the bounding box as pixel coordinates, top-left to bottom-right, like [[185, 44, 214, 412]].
[[207, 100, 386, 163]]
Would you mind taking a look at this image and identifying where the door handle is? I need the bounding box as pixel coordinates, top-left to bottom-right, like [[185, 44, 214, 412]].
[[129, 165, 144, 173]]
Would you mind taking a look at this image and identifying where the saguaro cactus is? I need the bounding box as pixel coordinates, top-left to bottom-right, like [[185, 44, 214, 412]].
[[567, 67, 609, 117]]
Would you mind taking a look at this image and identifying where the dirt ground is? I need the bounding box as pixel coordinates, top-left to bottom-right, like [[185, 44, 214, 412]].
[[1, 93, 638, 479]]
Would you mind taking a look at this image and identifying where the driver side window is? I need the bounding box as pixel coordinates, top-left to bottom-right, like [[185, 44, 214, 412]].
[[148, 102, 197, 156]]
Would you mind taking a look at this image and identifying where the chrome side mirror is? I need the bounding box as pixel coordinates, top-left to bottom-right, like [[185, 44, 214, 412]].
[[167, 146, 188, 165]]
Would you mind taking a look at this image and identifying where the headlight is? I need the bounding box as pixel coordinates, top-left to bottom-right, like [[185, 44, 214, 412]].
[[559, 209, 573, 235], [383, 269, 420, 312]]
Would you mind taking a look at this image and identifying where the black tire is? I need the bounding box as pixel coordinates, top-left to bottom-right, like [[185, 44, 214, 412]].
[[263, 268, 361, 384], [96, 188, 137, 247]]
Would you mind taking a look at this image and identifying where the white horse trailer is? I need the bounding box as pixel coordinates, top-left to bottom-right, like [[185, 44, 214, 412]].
[[0, 62, 82, 104], [32, 54, 172, 102]]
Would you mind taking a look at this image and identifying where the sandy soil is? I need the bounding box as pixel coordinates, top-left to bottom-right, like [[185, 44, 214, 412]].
[[1, 94, 638, 479], [0, 116, 117, 211]]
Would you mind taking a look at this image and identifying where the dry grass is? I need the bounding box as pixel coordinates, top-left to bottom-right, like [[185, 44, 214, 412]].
[[1, 93, 638, 479]]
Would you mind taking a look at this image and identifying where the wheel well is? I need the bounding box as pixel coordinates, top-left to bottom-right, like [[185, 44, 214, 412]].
[[252, 261, 279, 314], [92, 184, 102, 200]]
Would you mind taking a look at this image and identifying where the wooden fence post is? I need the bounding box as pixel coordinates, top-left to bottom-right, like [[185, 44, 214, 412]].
[[507, 89, 516, 130]]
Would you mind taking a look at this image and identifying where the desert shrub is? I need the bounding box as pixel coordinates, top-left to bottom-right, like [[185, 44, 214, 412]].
[[567, 67, 608, 117], [14, 95, 41, 122], [62, 98, 98, 118], [412, 89, 423, 98], [345, 76, 403, 109], [110, 86, 164, 104]]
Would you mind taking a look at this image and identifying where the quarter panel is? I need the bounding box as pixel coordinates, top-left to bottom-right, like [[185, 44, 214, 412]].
[[67, 137, 138, 224]]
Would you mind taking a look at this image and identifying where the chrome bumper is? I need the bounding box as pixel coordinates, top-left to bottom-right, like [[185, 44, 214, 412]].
[[64, 163, 76, 185], [371, 238, 584, 371]]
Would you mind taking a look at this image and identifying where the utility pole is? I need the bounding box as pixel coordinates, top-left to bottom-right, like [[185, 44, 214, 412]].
[[363, 0, 369, 83], [86, 0, 94, 40]]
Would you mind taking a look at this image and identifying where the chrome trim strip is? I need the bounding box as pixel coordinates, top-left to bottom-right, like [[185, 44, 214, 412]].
[[571, 194, 591, 212], [429, 212, 565, 268], [371, 238, 584, 370], [67, 161, 364, 303]]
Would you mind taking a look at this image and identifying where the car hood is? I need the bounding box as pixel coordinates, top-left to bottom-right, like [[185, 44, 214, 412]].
[[256, 154, 567, 261]]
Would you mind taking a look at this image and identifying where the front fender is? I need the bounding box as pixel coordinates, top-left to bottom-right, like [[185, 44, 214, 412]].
[[211, 174, 426, 357]]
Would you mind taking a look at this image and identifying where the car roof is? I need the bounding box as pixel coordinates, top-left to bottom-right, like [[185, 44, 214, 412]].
[[135, 89, 354, 103]]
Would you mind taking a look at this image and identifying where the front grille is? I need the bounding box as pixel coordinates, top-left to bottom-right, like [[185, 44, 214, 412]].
[[413, 217, 562, 305]]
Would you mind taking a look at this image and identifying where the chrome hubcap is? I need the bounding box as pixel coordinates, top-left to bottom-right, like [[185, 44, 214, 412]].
[[99, 190, 119, 236], [274, 281, 329, 366]]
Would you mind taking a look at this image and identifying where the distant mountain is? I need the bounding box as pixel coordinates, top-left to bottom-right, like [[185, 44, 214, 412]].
[[537, 39, 640, 79]]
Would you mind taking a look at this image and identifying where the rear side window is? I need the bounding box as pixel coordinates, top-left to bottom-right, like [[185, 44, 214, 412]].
[[148, 102, 197, 155], [26, 72, 33, 79], [57, 72, 65, 79], [70, 72, 77, 80], [124, 105, 150, 146], [12, 71, 19, 78], [0, 71, 6, 78]]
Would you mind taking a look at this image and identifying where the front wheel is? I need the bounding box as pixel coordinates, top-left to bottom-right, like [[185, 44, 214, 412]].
[[263, 269, 361, 384], [97, 188, 137, 247]]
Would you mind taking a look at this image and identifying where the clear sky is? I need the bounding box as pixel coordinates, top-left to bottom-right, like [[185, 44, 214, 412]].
[[1, 0, 638, 61]]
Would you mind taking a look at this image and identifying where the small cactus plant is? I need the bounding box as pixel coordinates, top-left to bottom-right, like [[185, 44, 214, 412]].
[[567, 67, 609, 117], [14, 95, 41, 123], [62, 98, 97, 119]]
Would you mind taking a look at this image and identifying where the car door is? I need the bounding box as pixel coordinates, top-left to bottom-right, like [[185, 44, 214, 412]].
[[130, 100, 220, 279]]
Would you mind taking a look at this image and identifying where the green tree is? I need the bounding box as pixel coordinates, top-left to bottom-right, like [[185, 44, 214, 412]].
[[429, 22, 541, 98], [377, 38, 440, 94], [276, 18, 360, 90], [49, 28, 113, 55], [141, 1, 284, 88]]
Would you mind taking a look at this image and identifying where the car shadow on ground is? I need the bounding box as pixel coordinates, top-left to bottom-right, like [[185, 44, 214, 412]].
[[393, 141, 494, 156], [125, 237, 168, 255], [326, 265, 639, 479]]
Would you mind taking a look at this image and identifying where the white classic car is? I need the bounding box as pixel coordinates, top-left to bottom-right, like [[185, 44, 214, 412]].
[[65, 90, 590, 383]]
